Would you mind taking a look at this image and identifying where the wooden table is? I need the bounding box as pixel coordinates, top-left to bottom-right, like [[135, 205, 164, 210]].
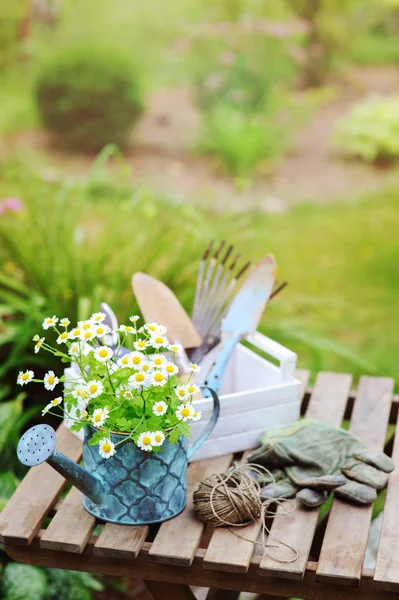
[[1, 370, 399, 600]]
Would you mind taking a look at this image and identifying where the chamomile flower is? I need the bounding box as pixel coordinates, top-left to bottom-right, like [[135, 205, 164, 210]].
[[94, 324, 110, 338], [94, 346, 113, 363], [92, 408, 109, 428], [191, 409, 202, 422], [42, 396, 62, 416], [128, 372, 147, 389], [168, 343, 183, 353], [72, 386, 89, 401], [152, 355, 166, 368], [42, 316, 58, 330], [118, 353, 133, 368], [99, 438, 116, 459], [118, 324, 135, 334], [153, 400, 168, 416], [175, 385, 189, 401], [86, 379, 104, 398], [44, 371, 59, 391], [17, 370, 34, 386], [91, 312, 106, 324], [60, 318, 70, 327], [152, 431, 165, 446], [122, 389, 134, 400], [80, 328, 96, 342], [151, 371, 168, 387], [129, 315, 140, 323], [186, 383, 200, 396], [164, 362, 178, 375], [137, 432, 154, 452], [131, 351, 145, 367], [150, 334, 169, 349], [78, 320, 93, 331], [189, 363, 201, 373], [34, 337, 45, 354], [176, 403, 194, 422], [33, 334, 41, 342], [140, 360, 154, 373], [69, 327, 82, 340], [56, 331, 70, 344], [134, 339, 149, 351], [145, 322, 167, 334]]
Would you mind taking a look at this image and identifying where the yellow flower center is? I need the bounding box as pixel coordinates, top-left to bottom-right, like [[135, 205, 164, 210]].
[[155, 337, 164, 344], [71, 346, 78, 353], [22, 373, 30, 381], [178, 389, 185, 396], [137, 341, 145, 348], [142, 364, 149, 371], [166, 365, 174, 372], [154, 358, 162, 365], [193, 412, 198, 418], [73, 329, 81, 336], [156, 405, 163, 412], [47, 319, 54, 325], [97, 327, 104, 334], [135, 373, 145, 382], [99, 349, 108, 358], [95, 414, 102, 422], [60, 332, 68, 340], [84, 331, 92, 339], [94, 316, 102, 322], [83, 322, 91, 330], [121, 357, 129, 365], [181, 407, 190, 417], [51, 399, 59, 405], [187, 386, 196, 394], [89, 384, 98, 394], [102, 443, 111, 453], [133, 356, 141, 364], [155, 434, 162, 442], [81, 390, 88, 398], [143, 436, 151, 445], [148, 325, 156, 331], [47, 376, 55, 385], [154, 373, 164, 382]]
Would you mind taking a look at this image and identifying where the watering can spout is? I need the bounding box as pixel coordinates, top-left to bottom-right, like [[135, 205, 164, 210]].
[[17, 424, 105, 505]]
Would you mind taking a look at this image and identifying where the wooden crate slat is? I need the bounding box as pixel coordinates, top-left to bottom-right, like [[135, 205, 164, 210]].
[[94, 523, 149, 560], [0, 425, 82, 545], [40, 487, 95, 553], [148, 454, 233, 566], [316, 376, 394, 586], [202, 374, 310, 574], [374, 408, 399, 592], [259, 372, 352, 579]]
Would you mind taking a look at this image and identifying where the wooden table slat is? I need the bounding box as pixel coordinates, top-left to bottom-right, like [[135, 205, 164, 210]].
[[316, 376, 394, 586], [94, 523, 149, 560], [259, 372, 352, 579], [0, 425, 82, 545], [40, 487, 95, 553]]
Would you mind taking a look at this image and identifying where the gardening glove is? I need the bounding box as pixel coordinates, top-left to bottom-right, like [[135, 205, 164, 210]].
[[247, 419, 394, 507]]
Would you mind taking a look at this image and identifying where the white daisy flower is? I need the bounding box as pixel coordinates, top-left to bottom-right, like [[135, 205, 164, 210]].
[[91, 312, 106, 324], [150, 334, 169, 349], [152, 355, 166, 368], [94, 324, 110, 338], [92, 407, 109, 428], [140, 360, 154, 373], [152, 431, 165, 446], [99, 438, 116, 459], [153, 400, 168, 416], [145, 322, 167, 335], [68, 342, 80, 356], [17, 370, 34, 386], [69, 327, 82, 340], [168, 343, 183, 353], [137, 432, 154, 452], [164, 362, 178, 375], [176, 403, 194, 422], [44, 371, 59, 391], [42, 396, 62, 416], [80, 328, 96, 342], [133, 339, 149, 351], [186, 383, 200, 396], [122, 389, 134, 400], [131, 351, 145, 367], [189, 363, 201, 373], [60, 318, 70, 327], [86, 379, 104, 398], [118, 324, 135, 334], [117, 353, 133, 368], [129, 315, 140, 323], [78, 320, 93, 331], [151, 371, 168, 387], [56, 331, 70, 344], [191, 409, 202, 422], [33, 334, 40, 342], [72, 385, 89, 401], [34, 337, 45, 354], [175, 385, 189, 401], [128, 371, 147, 389], [94, 346, 113, 363], [42, 316, 58, 330]]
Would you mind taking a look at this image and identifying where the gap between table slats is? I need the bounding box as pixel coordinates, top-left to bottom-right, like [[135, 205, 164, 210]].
[[316, 376, 394, 586], [259, 371, 353, 580], [0, 425, 82, 545], [201, 370, 310, 574], [373, 408, 399, 592]]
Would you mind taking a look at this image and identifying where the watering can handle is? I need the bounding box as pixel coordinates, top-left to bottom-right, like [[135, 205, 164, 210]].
[[187, 385, 220, 461]]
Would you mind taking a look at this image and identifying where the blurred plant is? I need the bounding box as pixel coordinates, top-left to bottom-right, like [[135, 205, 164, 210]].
[[1, 563, 47, 600], [0, 3, 25, 69], [333, 96, 399, 163], [35, 42, 144, 152]]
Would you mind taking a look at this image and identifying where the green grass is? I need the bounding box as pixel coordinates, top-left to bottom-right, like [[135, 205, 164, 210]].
[[351, 33, 399, 66]]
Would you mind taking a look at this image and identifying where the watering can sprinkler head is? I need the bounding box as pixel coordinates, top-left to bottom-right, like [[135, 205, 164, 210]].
[[17, 424, 106, 505]]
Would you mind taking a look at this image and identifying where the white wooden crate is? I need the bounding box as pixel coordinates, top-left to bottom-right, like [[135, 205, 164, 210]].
[[189, 332, 301, 461]]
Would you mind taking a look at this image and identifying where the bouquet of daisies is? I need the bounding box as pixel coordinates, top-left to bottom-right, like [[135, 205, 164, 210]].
[[17, 313, 202, 459]]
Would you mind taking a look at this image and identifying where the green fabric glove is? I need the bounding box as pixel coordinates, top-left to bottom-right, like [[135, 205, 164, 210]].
[[248, 419, 394, 506]]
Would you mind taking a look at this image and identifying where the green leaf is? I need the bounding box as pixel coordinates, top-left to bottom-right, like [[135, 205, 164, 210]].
[[169, 428, 179, 444], [0, 396, 23, 454], [88, 430, 105, 446]]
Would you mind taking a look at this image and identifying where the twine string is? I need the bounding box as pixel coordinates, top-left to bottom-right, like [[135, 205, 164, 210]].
[[193, 463, 299, 564]]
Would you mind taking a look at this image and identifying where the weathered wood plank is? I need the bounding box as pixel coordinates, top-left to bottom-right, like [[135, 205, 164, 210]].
[[0, 425, 82, 545], [94, 523, 148, 560], [295, 369, 311, 401], [374, 408, 399, 592], [40, 487, 95, 553], [148, 454, 233, 566], [316, 376, 393, 586], [259, 372, 352, 579]]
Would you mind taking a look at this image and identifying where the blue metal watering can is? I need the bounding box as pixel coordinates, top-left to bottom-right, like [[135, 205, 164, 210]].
[[17, 386, 219, 526]]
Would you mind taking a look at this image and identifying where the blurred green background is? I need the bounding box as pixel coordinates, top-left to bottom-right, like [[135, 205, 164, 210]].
[[1, 0, 399, 598]]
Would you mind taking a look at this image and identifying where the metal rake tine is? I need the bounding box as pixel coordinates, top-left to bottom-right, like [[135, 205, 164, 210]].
[[193, 240, 225, 329], [192, 240, 214, 323]]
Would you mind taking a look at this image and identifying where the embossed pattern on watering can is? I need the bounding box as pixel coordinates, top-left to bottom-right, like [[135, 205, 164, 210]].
[[82, 426, 188, 525]]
